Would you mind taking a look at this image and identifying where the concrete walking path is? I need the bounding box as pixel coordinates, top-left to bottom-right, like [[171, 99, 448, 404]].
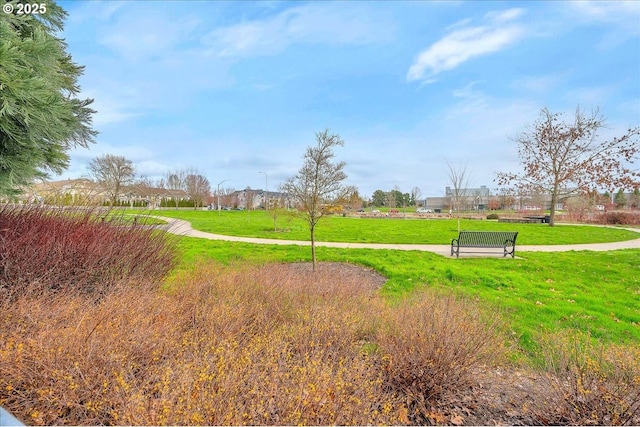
[[152, 216, 640, 257]]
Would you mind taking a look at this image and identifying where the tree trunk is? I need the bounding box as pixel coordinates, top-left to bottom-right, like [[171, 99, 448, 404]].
[[549, 188, 558, 227], [310, 225, 317, 271]]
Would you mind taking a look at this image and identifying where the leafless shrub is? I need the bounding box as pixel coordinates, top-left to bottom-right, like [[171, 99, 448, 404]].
[[594, 211, 640, 225], [0, 262, 405, 425], [534, 332, 640, 425], [376, 289, 505, 424], [0, 204, 176, 299]]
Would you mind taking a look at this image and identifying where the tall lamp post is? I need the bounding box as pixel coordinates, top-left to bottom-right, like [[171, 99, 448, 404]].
[[217, 179, 229, 215], [259, 171, 268, 211]]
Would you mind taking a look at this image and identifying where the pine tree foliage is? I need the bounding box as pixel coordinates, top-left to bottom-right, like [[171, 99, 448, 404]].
[[0, 1, 96, 196]]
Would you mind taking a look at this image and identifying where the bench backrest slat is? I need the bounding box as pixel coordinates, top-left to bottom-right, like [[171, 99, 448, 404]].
[[457, 231, 518, 247]]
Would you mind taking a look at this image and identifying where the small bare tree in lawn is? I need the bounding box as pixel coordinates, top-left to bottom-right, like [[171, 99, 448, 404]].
[[222, 186, 235, 209], [281, 129, 349, 271], [497, 106, 639, 226], [446, 161, 471, 233], [268, 194, 288, 232]]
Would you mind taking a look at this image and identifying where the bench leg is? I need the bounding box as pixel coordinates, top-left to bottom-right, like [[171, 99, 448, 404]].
[[504, 246, 516, 258], [451, 245, 459, 258]]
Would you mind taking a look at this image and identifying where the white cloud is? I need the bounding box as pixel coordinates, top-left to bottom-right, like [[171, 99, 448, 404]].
[[485, 8, 523, 24], [568, 1, 640, 48], [69, 5, 237, 123], [84, 90, 142, 127], [407, 8, 526, 81], [204, 18, 287, 58], [561, 86, 615, 108], [136, 160, 173, 177], [98, 10, 201, 60], [70, 141, 154, 162], [511, 74, 563, 94], [449, 81, 488, 115], [203, 3, 393, 59], [67, 0, 127, 24], [570, 1, 640, 25]]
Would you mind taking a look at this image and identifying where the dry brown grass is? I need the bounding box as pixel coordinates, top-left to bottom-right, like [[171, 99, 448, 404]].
[[0, 260, 507, 425]]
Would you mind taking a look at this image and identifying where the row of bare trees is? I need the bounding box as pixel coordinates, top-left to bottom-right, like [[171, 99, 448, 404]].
[[86, 154, 212, 208], [158, 168, 212, 209]]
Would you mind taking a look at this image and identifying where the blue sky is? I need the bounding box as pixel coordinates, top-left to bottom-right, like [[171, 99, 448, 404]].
[[57, 0, 640, 198]]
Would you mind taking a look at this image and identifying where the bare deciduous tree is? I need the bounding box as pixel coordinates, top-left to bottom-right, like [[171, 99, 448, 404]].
[[132, 175, 159, 208], [347, 187, 363, 211], [411, 186, 422, 207], [281, 129, 349, 270], [386, 189, 397, 209], [161, 170, 186, 208], [496, 187, 516, 211], [244, 187, 257, 210], [88, 154, 135, 206], [214, 185, 235, 210], [446, 161, 470, 233], [497, 107, 639, 226], [184, 171, 211, 209]]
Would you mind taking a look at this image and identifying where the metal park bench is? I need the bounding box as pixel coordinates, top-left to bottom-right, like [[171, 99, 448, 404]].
[[498, 218, 539, 224], [451, 231, 519, 258], [523, 215, 550, 223]]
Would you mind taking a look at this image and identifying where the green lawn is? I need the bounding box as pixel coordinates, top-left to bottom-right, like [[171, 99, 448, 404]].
[[149, 209, 639, 245]]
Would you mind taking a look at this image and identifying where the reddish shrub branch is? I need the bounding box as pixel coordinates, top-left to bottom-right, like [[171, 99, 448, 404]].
[[0, 204, 176, 298]]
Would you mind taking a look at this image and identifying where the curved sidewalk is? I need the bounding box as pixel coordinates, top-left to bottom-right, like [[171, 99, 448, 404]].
[[154, 216, 640, 257]]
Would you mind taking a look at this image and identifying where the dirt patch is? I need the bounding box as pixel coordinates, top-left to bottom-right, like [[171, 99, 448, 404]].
[[258, 261, 387, 293], [455, 366, 549, 426]]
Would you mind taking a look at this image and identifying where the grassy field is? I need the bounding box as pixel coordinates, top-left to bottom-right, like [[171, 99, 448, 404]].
[[148, 209, 639, 245], [173, 235, 640, 357]]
